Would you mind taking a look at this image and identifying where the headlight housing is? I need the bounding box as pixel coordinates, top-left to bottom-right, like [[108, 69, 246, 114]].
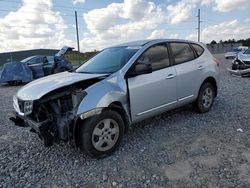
[[13, 96, 33, 116]]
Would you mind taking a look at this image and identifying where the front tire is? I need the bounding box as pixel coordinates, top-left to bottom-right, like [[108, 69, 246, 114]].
[[78, 109, 124, 158], [194, 82, 215, 113]]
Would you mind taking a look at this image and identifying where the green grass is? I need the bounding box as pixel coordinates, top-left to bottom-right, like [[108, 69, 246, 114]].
[[64, 51, 98, 66]]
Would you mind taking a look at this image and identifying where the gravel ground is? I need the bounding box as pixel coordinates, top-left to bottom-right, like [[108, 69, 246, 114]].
[[0, 54, 250, 188]]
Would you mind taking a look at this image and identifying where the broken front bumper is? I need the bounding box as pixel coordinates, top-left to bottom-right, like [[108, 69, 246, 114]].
[[11, 111, 55, 147], [227, 68, 250, 76]]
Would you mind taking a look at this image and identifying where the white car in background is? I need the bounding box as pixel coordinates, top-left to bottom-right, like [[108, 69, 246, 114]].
[[225, 46, 248, 59]]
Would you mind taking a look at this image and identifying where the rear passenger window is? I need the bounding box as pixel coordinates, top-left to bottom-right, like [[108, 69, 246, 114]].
[[191, 44, 204, 56], [137, 44, 170, 71], [170, 43, 195, 64]]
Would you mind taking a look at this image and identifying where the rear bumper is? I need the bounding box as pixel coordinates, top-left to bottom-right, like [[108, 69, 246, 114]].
[[227, 68, 250, 76]]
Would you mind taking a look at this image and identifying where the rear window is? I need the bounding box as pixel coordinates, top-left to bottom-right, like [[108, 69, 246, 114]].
[[170, 43, 195, 64], [191, 44, 204, 56]]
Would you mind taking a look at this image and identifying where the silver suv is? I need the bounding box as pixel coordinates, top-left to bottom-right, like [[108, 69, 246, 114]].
[[12, 39, 220, 158]]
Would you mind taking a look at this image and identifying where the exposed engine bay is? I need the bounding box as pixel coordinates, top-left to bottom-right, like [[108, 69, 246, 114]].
[[11, 77, 106, 147]]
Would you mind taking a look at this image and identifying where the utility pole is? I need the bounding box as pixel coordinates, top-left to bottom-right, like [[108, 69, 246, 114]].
[[75, 11, 80, 52], [197, 9, 201, 42], [10, 52, 13, 62]]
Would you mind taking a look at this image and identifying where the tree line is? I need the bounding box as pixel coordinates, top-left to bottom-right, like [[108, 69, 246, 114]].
[[210, 38, 250, 46]]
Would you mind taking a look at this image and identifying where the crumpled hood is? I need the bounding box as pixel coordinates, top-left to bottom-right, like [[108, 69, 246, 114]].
[[238, 52, 250, 61], [17, 71, 107, 100]]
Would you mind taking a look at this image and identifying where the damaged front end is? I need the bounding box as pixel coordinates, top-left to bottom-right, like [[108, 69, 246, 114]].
[[11, 77, 104, 147], [228, 53, 250, 77]]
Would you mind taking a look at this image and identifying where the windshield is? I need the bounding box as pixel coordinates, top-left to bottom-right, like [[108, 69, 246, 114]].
[[244, 48, 250, 54], [233, 48, 241, 52], [20, 56, 34, 63], [76, 46, 139, 74]]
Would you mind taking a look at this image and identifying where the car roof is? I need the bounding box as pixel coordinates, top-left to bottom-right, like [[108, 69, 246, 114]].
[[111, 39, 202, 48]]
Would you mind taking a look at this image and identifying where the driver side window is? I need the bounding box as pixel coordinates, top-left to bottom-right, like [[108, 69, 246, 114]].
[[27, 58, 37, 65], [138, 44, 170, 71]]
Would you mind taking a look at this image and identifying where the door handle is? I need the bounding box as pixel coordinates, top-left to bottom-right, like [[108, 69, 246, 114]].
[[165, 74, 176, 79], [198, 65, 205, 70]]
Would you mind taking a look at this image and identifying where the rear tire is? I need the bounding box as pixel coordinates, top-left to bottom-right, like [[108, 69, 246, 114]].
[[194, 82, 215, 113], [78, 109, 124, 158]]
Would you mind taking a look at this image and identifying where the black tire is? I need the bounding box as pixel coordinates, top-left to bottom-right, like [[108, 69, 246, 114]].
[[194, 82, 215, 113], [8, 80, 22, 86], [78, 109, 125, 158]]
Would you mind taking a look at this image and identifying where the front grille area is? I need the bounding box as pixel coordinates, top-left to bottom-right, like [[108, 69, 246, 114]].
[[18, 100, 25, 113]]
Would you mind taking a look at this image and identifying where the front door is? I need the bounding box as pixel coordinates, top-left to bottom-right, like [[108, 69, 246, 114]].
[[43, 56, 54, 75], [127, 43, 177, 122], [27, 56, 44, 79]]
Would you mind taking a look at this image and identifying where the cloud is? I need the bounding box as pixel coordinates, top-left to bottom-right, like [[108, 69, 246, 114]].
[[169, 33, 179, 39], [166, 0, 197, 24], [81, 0, 167, 51], [73, 0, 85, 5], [166, 0, 250, 24], [186, 19, 250, 43], [166, 0, 211, 24], [147, 29, 167, 39], [122, 0, 155, 20], [245, 17, 250, 23], [0, 0, 73, 52], [213, 0, 250, 12]]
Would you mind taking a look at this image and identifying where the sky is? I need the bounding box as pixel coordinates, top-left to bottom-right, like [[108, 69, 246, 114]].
[[0, 0, 249, 53]]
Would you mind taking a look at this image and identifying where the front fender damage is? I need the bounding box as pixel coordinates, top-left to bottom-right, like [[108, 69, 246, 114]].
[[76, 74, 131, 125]]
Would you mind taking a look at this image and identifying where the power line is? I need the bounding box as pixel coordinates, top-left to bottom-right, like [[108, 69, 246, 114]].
[[0, 24, 196, 32], [0, 9, 75, 17], [0, 0, 93, 11], [0, 9, 199, 24]]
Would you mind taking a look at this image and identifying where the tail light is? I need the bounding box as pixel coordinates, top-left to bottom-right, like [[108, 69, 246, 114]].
[[213, 58, 220, 66]]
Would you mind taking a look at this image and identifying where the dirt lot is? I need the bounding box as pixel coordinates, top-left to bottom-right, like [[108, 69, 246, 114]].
[[0, 54, 250, 187]]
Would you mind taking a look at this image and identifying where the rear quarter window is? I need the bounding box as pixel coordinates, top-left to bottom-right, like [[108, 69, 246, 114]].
[[170, 43, 195, 64], [191, 44, 204, 56]]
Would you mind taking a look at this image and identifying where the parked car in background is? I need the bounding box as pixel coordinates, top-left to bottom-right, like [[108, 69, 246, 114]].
[[11, 39, 219, 158], [21, 55, 54, 78], [0, 46, 74, 85], [228, 47, 250, 76], [224, 46, 248, 59]]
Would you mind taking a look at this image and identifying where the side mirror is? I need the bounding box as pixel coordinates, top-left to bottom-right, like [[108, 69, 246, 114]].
[[127, 63, 152, 78]]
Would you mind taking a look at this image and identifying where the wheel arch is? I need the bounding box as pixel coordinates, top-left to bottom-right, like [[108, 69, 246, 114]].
[[73, 101, 130, 147], [108, 101, 130, 133], [201, 76, 218, 97]]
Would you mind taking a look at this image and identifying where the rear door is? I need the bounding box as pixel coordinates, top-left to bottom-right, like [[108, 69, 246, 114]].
[[169, 42, 205, 104], [127, 43, 177, 122]]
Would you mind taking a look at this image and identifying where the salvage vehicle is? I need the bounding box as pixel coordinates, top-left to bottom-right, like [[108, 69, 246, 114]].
[[228, 47, 250, 76], [0, 46, 73, 85], [224, 46, 248, 59], [11, 39, 220, 158]]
